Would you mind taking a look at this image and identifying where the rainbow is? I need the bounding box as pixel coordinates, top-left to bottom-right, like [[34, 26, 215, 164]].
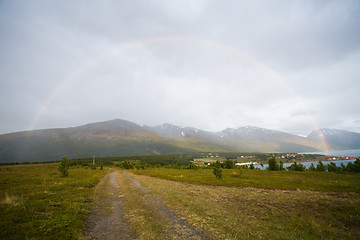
[[27, 35, 330, 151]]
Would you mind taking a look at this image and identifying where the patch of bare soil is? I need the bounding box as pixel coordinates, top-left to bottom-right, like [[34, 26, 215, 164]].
[[123, 171, 209, 240], [83, 171, 136, 240]]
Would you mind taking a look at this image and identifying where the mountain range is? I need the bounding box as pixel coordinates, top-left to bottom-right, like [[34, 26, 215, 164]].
[[0, 119, 359, 163]]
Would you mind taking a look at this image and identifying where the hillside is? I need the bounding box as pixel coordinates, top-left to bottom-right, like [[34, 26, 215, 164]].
[[0, 119, 357, 163], [0, 120, 231, 163], [307, 128, 360, 149]]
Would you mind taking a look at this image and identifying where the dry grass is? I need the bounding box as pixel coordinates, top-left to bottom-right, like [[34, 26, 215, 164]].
[[129, 172, 360, 240], [116, 171, 169, 239], [0, 193, 23, 206]]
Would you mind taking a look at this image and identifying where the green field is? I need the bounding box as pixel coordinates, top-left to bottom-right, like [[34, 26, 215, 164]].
[[1, 163, 360, 239], [130, 171, 360, 239], [131, 168, 360, 193], [0, 164, 106, 239]]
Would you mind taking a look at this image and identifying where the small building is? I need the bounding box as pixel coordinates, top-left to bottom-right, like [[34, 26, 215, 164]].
[[235, 162, 258, 166]]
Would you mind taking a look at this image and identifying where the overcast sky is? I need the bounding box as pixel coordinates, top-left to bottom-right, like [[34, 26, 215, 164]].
[[1, 0, 359, 136]]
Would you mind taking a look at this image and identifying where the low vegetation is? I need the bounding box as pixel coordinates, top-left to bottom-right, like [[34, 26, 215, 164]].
[[129, 172, 360, 239], [1, 153, 359, 239], [0, 164, 106, 239], [131, 168, 360, 193]]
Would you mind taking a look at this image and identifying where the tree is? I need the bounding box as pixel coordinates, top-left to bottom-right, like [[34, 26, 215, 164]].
[[279, 161, 285, 170], [327, 162, 339, 172], [267, 156, 279, 171], [118, 161, 135, 169], [58, 156, 69, 177], [224, 159, 234, 169], [344, 159, 360, 173], [316, 161, 326, 172], [186, 163, 199, 170], [213, 161, 223, 179], [308, 163, 316, 171], [287, 162, 305, 171]]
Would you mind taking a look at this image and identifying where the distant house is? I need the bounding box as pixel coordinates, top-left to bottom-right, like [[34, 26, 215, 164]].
[[235, 162, 258, 166]]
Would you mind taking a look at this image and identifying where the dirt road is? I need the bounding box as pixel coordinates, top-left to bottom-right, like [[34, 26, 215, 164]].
[[83, 171, 136, 240], [83, 170, 208, 240]]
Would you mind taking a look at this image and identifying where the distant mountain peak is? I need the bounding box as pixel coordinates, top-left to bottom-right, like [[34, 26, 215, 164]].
[[308, 128, 360, 149], [1, 119, 360, 163], [160, 123, 183, 129]]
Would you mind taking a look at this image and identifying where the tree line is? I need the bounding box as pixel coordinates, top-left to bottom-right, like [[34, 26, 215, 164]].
[[267, 156, 360, 173]]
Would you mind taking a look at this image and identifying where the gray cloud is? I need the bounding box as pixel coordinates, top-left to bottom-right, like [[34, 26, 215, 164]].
[[0, 0, 359, 136]]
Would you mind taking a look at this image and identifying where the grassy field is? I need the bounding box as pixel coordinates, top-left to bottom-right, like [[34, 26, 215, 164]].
[[131, 168, 360, 193], [2, 164, 360, 239], [129, 170, 360, 239], [0, 164, 107, 240]]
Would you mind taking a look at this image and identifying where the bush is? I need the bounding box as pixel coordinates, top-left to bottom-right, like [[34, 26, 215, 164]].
[[287, 162, 306, 171], [327, 162, 340, 172], [267, 156, 279, 171], [316, 161, 326, 172], [186, 163, 199, 170], [308, 163, 316, 171], [224, 159, 234, 169], [279, 161, 285, 170], [345, 159, 360, 173], [118, 161, 135, 169], [213, 161, 223, 179], [58, 156, 69, 177]]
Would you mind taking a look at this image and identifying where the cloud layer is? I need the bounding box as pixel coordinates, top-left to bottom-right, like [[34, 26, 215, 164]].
[[1, 0, 359, 136]]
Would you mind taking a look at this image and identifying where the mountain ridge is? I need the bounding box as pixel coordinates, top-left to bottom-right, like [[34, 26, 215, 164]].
[[0, 119, 359, 163]]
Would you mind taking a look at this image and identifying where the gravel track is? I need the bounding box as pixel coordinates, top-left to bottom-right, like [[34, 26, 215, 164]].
[[83, 170, 208, 239], [83, 171, 136, 240], [123, 171, 208, 240]]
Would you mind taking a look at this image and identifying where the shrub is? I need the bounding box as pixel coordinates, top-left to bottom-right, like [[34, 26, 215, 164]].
[[213, 161, 223, 179], [345, 159, 360, 173], [316, 161, 326, 172], [58, 156, 69, 177], [224, 159, 234, 169], [118, 161, 135, 169], [327, 162, 340, 172], [308, 163, 316, 171], [186, 163, 199, 170], [267, 156, 279, 171], [287, 162, 306, 171], [279, 161, 285, 170]]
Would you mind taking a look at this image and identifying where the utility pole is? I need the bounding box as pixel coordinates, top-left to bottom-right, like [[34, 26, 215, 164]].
[[92, 156, 96, 170]]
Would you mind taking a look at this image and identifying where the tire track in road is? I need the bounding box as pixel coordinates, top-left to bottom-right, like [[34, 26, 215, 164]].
[[84, 171, 136, 240], [122, 171, 209, 240]]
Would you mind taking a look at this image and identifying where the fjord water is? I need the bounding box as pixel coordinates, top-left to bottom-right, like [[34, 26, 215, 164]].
[[300, 149, 360, 158], [256, 159, 357, 170], [256, 149, 360, 170]]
